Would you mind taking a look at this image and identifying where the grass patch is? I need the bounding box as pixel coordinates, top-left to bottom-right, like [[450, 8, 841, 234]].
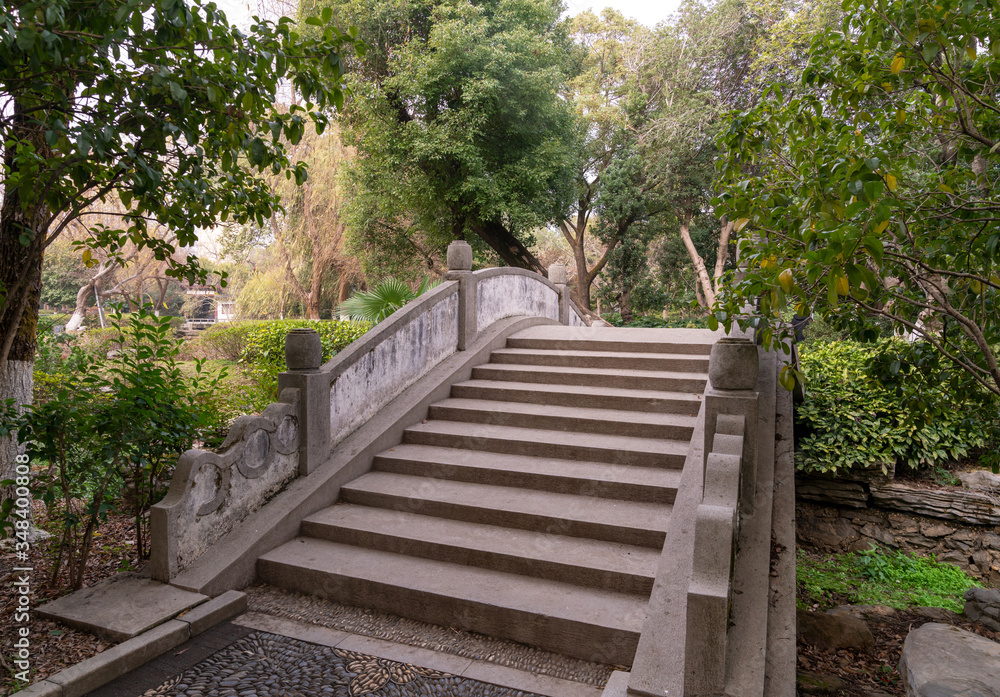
[[797, 546, 980, 613]]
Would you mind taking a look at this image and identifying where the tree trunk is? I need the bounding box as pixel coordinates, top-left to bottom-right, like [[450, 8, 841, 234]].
[[66, 283, 94, 332], [679, 212, 716, 308], [0, 360, 33, 519], [1, 99, 46, 512], [714, 217, 734, 294], [473, 221, 546, 275], [620, 287, 633, 324]]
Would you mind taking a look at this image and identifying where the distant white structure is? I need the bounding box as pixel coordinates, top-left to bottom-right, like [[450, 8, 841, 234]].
[[217, 301, 237, 322]]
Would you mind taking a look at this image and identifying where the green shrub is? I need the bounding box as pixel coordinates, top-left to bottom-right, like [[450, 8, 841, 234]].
[[798, 547, 980, 612], [193, 320, 370, 366], [602, 313, 709, 329], [75, 327, 123, 359], [2, 307, 225, 587], [796, 339, 993, 474]]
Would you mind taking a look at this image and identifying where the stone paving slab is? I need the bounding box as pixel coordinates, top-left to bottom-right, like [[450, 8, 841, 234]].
[[38, 573, 208, 642]]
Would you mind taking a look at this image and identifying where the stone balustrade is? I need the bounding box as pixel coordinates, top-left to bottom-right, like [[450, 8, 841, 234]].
[[150, 390, 301, 582]]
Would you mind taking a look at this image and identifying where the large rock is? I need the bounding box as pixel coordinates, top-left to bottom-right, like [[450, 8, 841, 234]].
[[899, 623, 1000, 697], [798, 609, 874, 651], [957, 470, 1000, 491], [964, 587, 1000, 632]]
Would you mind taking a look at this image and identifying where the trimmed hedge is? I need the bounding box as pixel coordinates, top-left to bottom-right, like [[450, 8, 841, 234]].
[[192, 319, 371, 366], [796, 339, 993, 475]]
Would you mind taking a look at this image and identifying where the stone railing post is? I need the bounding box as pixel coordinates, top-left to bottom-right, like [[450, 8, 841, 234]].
[[704, 336, 760, 515], [549, 263, 570, 325], [444, 240, 477, 350], [277, 328, 330, 476]]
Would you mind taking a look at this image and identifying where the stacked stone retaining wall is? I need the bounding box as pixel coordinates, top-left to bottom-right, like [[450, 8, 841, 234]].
[[796, 475, 1000, 586]]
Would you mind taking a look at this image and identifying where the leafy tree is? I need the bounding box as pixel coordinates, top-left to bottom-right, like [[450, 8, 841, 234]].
[[0, 0, 359, 499], [559, 9, 641, 309], [312, 0, 578, 275], [714, 0, 1000, 398]]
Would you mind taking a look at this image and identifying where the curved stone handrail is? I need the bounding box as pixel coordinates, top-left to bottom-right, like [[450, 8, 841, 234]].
[[150, 242, 589, 582], [150, 389, 301, 582]]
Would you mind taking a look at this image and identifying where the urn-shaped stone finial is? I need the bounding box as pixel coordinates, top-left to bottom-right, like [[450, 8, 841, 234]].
[[285, 328, 322, 371], [708, 337, 759, 390], [548, 263, 567, 285], [447, 241, 473, 271]]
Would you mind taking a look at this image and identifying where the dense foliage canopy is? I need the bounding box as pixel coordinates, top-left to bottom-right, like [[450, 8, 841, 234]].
[[715, 0, 1000, 396]]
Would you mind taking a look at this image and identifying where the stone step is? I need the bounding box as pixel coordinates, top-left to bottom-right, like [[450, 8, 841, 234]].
[[471, 363, 708, 393], [402, 420, 689, 469], [301, 504, 659, 594], [373, 443, 681, 503], [491, 347, 710, 373], [257, 537, 646, 665], [505, 327, 715, 356], [427, 398, 698, 441], [451, 379, 703, 416], [339, 471, 671, 548]]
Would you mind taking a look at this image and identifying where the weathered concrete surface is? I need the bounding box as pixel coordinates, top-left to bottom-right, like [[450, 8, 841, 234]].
[[765, 369, 798, 697], [150, 396, 300, 581], [721, 347, 778, 697], [329, 289, 459, 444], [476, 270, 559, 331], [45, 620, 190, 697], [899, 622, 1000, 697], [168, 316, 557, 597], [177, 590, 247, 636], [627, 400, 706, 697], [708, 337, 759, 390], [601, 670, 630, 697], [36, 573, 207, 642]]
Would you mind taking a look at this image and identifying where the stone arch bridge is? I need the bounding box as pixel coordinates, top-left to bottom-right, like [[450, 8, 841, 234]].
[[40, 240, 797, 697]]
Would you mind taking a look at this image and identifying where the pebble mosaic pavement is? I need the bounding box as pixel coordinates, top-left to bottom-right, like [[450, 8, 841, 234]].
[[245, 585, 616, 686], [135, 631, 545, 697]]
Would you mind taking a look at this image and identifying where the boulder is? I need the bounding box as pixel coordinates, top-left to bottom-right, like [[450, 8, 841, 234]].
[[957, 470, 1000, 491], [899, 622, 1000, 697], [964, 587, 1000, 632], [798, 609, 875, 651]]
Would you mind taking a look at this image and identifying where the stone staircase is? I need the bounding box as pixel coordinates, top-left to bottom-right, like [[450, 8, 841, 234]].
[[257, 326, 714, 667]]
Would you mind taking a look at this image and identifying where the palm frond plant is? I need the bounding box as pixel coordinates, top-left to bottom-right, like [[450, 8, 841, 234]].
[[338, 276, 439, 323]]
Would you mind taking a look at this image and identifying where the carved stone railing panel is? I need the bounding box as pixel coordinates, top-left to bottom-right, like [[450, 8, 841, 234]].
[[150, 389, 301, 582]]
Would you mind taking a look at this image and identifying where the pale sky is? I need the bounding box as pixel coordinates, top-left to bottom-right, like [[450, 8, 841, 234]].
[[215, 0, 683, 29]]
